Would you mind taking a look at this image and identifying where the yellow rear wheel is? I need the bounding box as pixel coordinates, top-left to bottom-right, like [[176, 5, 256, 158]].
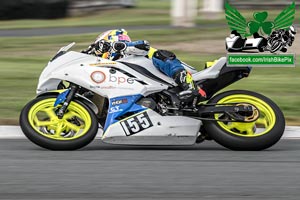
[[215, 94, 276, 138], [203, 90, 285, 151]]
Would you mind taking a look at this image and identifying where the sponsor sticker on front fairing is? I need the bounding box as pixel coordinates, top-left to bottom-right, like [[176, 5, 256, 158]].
[[112, 98, 128, 106]]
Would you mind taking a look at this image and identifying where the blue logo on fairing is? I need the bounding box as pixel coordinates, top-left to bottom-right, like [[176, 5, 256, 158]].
[[103, 94, 146, 131]]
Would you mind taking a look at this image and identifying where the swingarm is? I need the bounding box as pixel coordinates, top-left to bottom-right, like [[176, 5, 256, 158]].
[[183, 103, 259, 122]]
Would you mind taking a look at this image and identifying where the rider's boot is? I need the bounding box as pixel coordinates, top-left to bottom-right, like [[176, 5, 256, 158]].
[[173, 69, 207, 103]]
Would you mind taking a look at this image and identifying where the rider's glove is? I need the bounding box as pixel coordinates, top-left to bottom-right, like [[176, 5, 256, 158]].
[[95, 39, 112, 54], [134, 40, 150, 51]]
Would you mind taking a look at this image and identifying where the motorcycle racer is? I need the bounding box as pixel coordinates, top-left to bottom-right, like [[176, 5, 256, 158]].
[[267, 25, 296, 52], [82, 29, 206, 103]]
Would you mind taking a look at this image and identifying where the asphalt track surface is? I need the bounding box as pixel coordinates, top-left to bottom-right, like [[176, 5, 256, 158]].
[[0, 139, 299, 200]]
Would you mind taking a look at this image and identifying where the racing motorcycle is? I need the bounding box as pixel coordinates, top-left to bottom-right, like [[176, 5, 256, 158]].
[[19, 42, 285, 150], [265, 29, 294, 53]]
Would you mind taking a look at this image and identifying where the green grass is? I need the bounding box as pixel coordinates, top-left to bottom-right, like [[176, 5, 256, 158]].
[[0, 28, 299, 124], [137, 0, 170, 9], [0, 60, 42, 119]]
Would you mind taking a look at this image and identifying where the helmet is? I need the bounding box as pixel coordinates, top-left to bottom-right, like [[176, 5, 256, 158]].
[[95, 29, 131, 43], [95, 29, 131, 59], [289, 25, 297, 36]]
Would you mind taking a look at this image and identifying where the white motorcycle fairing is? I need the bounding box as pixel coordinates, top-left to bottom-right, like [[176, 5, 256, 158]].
[[37, 52, 172, 98], [103, 109, 201, 145], [36, 44, 224, 145]]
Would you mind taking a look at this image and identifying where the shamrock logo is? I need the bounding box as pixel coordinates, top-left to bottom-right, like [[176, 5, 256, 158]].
[[247, 12, 274, 35], [225, 2, 295, 38]]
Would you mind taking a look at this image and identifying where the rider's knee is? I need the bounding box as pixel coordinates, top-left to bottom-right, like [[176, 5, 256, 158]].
[[152, 50, 184, 77]]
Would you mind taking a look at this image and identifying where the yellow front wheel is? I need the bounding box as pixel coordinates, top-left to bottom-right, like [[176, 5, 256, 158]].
[[20, 95, 98, 150], [203, 90, 285, 151]]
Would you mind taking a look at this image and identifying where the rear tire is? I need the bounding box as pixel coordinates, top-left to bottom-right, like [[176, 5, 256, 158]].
[[203, 90, 285, 151], [20, 95, 99, 150]]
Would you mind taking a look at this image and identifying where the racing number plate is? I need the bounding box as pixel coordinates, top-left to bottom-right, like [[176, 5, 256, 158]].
[[120, 112, 153, 136]]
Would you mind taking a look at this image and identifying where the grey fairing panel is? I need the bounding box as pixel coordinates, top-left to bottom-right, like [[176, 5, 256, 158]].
[[192, 57, 226, 81]]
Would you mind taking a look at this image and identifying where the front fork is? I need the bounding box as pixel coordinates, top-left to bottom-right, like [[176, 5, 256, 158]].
[[56, 84, 78, 119]]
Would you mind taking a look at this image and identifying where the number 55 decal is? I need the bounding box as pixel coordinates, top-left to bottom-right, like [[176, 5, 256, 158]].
[[120, 112, 153, 136]]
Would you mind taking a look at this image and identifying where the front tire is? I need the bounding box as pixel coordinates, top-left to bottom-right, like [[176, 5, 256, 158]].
[[203, 90, 285, 150], [20, 95, 99, 150]]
